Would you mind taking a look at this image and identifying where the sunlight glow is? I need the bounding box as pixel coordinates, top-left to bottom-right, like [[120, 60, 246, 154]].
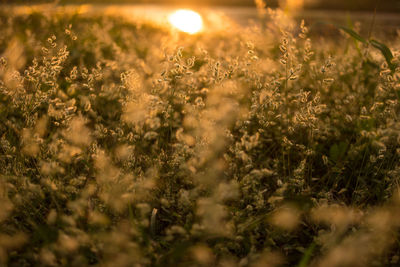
[[168, 9, 203, 34], [282, 0, 304, 12]]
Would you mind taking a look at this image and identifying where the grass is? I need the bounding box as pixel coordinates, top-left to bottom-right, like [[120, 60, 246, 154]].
[[0, 4, 400, 266]]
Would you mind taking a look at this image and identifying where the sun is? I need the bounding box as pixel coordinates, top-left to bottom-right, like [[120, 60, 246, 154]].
[[168, 9, 203, 34]]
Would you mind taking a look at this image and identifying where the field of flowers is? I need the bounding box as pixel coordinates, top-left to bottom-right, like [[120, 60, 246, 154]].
[[0, 5, 400, 266]]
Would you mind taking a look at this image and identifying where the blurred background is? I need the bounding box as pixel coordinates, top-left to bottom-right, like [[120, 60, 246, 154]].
[[2, 0, 399, 37], [2, 0, 400, 12]]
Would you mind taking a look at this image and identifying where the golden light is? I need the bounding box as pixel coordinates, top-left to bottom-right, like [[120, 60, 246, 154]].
[[168, 9, 203, 34], [281, 0, 304, 12]]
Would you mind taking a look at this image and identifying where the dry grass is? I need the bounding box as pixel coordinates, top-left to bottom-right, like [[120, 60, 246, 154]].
[[0, 5, 400, 266]]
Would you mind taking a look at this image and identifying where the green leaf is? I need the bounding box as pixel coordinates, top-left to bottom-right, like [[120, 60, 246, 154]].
[[316, 23, 397, 72], [337, 26, 397, 72], [345, 15, 362, 56], [337, 26, 367, 43], [370, 39, 396, 71], [297, 242, 316, 267]]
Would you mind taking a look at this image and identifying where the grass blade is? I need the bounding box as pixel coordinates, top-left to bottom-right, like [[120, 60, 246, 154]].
[[370, 39, 396, 71], [337, 26, 367, 43], [297, 242, 316, 267], [326, 24, 397, 72]]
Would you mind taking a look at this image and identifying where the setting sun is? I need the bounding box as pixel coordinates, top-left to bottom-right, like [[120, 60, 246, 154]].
[[168, 9, 203, 34]]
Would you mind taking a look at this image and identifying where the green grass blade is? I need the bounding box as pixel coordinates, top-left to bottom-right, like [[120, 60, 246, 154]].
[[370, 39, 396, 71], [297, 242, 316, 267], [337, 26, 367, 43], [334, 25, 396, 71], [346, 14, 362, 56]]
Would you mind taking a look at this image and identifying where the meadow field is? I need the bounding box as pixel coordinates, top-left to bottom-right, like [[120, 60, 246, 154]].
[[0, 3, 400, 266]]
